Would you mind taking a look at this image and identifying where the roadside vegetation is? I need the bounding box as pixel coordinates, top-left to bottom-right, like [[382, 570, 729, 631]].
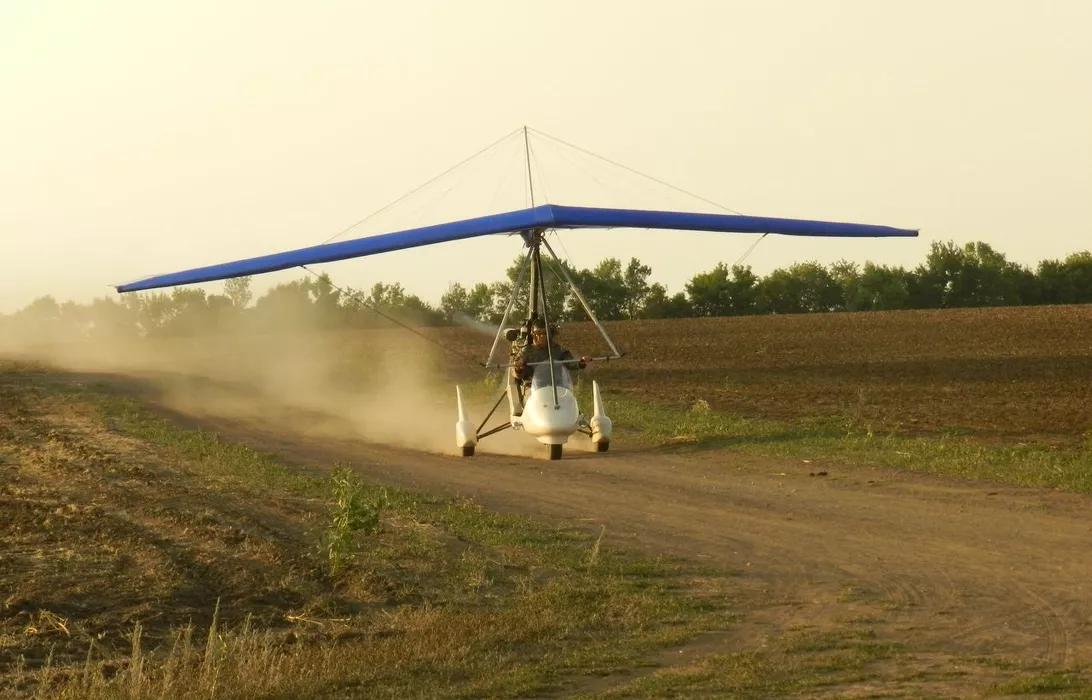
[[595, 389, 1092, 494]]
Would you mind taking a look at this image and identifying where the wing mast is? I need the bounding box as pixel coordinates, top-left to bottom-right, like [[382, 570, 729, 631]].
[[517, 127, 626, 408], [522, 126, 560, 406]]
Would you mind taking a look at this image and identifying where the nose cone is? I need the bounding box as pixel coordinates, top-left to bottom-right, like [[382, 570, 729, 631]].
[[522, 386, 580, 443]]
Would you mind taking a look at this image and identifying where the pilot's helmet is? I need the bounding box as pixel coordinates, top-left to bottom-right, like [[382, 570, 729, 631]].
[[530, 318, 559, 336]]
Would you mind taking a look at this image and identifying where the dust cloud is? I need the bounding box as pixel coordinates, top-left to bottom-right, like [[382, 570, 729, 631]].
[[0, 312, 553, 459]]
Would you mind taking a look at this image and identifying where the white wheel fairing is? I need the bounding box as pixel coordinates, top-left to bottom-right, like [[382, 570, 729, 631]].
[[455, 386, 477, 449], [590, 380, 612, 447]]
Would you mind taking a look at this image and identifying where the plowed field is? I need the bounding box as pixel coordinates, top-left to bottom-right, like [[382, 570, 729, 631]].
[[435, 304, 1092, 442]]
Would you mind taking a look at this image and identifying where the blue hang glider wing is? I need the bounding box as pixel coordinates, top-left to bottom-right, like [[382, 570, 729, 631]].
[[115, 204, 917, 293]]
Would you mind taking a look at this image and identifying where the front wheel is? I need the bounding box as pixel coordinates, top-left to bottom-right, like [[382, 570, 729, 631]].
[[549, 443, 563, 460]]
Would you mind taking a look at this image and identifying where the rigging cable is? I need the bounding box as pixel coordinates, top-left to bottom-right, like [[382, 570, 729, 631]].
[[485, 141, 523, 213], [526, 133, 552, 205], [551, 229, 577, 277], [321, 126, 524, 244], [394, 150, 496, 232], [732, 234, 768, 268], [531, 126, 768, 279], [529, 127, 744, 215], [532, 132, 647, 210]]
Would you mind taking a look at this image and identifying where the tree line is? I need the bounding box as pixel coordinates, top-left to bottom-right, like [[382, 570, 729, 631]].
[[3, 240, 1091, 342]]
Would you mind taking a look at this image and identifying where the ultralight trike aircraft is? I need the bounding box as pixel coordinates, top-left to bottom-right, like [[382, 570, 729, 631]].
[[116, 127, 918, 459]]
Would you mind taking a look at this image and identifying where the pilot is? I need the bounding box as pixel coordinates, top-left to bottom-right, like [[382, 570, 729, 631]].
[[512, 318, 592, 384]]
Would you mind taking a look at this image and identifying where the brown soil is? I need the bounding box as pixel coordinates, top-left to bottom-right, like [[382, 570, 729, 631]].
[[0, 369, 329, 679], [187, 401, 1092, 675]]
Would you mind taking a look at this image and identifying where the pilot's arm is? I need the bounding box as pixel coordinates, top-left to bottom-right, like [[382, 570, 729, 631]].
[[558, 349, 589, 371]]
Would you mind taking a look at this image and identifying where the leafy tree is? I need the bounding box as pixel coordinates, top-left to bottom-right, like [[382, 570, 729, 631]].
[[464, 283, 495, 323], [368, 282, 405, 309], [1038, 251, 1092, 304], [857, 263, 912, 310], [685, 263, 730, 316], [136, 292, 177, 337], [355, 281, 441, 325], [493, 254, 572, 325], [912, 240, 1029, 308], [440, 282, 495, 324], [486, 280, 517, 325], [17, 295, 61, 323], [85, 297, 140, 341], [398, 294, 445, 325], [10, 295, 64, 343], [959, 242, 1028, 306], [830, 260, 862, 311], [309, 274, 343, 325], [911, 240, 961, 308], [223, 276, 252, 309], [640, 283, 691, 318], [684, 263, 758, 316], [567, 258, 628, 321], [161, 288, 209, 336], [440, 283, 470, 323], [622, 258, 653, 319], [250, 280, 315, 330], [758, 262, 842, 314], [334, 284, 371, 326], [727, 265, 761, 314], [1010, 264, 1042, 307]]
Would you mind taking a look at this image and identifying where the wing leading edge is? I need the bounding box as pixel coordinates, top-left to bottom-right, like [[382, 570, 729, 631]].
[[115, 204, 918, 293]]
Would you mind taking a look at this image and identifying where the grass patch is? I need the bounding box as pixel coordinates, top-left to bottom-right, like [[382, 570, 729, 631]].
[[987, 671, 1092, 696], [575, 626, 905, 699], [90, 381, 326, 498], [585, 386, 1092, 494]]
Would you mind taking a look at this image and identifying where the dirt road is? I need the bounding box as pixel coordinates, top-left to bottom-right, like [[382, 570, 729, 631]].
[[184, 405, 1092, 673]]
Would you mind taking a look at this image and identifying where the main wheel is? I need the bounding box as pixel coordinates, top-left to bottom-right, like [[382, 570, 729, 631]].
[[461, 445, 475, 457], [549, 443, 563, 460], [596, 441, 609, 453]]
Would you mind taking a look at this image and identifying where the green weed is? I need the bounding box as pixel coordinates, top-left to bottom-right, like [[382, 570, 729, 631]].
[[324, 464, 387, 577]]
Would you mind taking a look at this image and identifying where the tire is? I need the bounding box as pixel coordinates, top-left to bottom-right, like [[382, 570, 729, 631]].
[[462, 445, 475, 457], [549, 443, 563, 460], [596, 441, 609, 453]]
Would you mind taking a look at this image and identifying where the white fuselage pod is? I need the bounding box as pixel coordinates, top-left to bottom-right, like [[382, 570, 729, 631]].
[[517, 386, 580, 445]]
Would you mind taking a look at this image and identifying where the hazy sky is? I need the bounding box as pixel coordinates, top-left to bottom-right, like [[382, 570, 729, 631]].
[[2, 0, 1090, 312]]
